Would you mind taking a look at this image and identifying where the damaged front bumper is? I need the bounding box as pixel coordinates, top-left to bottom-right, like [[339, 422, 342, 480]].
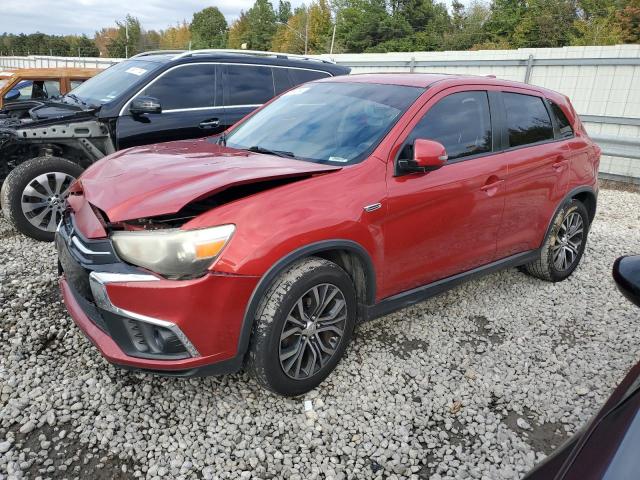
[[56, 213, 259, 376]]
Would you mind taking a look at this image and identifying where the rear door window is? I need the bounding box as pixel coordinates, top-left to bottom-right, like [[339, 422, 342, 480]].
[[402, 90, 493, 161], [224, 65, 275, 106], [288, 68, 330, 86], [141, 64, 216, 111], [503, 92, 554, 147], [550, 101, 574, 139]]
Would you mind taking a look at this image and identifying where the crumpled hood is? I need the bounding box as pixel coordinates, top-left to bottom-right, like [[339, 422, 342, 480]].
[[78, 138, 341, 222]]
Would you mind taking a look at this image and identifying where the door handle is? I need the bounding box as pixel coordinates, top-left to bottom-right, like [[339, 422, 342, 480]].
[[552, 159, 568, 170], [199, 119, 220, 129], [480, 178, 504, 192]]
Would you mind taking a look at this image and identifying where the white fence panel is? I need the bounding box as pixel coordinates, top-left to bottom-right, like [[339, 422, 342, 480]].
[[1, 45, 639, 181]]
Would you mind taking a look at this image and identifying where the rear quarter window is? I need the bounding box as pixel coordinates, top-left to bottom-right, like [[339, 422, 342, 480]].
[[503, 92, 554, 148], [550, 101, 574, 138]]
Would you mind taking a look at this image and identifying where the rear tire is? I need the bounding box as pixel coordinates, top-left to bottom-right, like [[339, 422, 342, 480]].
[[522, 199, 590, 282], [1, 157, 83, 241], [247, 257, 357, 396]]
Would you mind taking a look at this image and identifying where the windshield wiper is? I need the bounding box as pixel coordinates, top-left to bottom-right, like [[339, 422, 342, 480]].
[[65, 93, 98, 109], [246, 145, 296, 159]]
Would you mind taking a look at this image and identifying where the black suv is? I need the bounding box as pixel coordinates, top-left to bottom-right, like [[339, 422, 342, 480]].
[[0, 49, 349, 240]]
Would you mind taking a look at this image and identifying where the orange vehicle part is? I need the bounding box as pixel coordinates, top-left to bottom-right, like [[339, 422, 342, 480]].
[[0, 67, 101, 108]]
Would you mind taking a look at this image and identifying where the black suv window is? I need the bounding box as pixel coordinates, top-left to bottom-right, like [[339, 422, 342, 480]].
[[550, 101, 574, 138], [141, 64, 216, 111], [402, 91, 492, 161], [273, 68, 293, 94], [503, 92, 554, 147], [224, 65, 275, 106], [289, 68, 330, 85]]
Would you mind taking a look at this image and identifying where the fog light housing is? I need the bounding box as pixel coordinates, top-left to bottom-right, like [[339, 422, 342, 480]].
[[124, 318, 188, 356]]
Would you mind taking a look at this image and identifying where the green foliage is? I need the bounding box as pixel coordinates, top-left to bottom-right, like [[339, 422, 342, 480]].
[[106, 15, 142, 57], [278, 0, 293, 23], [1, 0, 637, 59], [0, 33, 98, 56], [190, 7, 228, 49], [511, 0, 577, 48], [245, 0, 279, 50]]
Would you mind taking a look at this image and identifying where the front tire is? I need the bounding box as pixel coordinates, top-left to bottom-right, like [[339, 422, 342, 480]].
[[1, 157, 83, 241], [247, 257, 357, 396], [522, 199, 590, 282]]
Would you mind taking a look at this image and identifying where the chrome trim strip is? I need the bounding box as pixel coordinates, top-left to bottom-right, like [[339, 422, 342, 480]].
[[88, 272, 199, 358], [364, 203, 382, 213], [162, 104, 261, 114], [71, 236, 111, 256], [119, 61, 332, 117]]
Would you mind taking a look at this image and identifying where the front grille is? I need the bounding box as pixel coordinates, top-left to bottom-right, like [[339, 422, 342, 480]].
[[56, 212, 118, 329]]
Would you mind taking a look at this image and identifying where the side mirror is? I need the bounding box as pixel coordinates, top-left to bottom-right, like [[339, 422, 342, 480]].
[[4, 90, 20, 102], [398, 139, 447, 174], [613, 255, 640, 308], [130, 96, 162, 115]]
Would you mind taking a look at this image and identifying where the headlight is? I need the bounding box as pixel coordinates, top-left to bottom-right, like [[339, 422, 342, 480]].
[[111, 224, 235, 278]]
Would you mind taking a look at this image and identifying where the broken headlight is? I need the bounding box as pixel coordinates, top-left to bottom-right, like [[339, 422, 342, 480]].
[[111, 224, 235, 278]]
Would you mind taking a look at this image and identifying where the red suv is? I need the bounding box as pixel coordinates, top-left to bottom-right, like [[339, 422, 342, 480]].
[[56, 74, 600, 396]]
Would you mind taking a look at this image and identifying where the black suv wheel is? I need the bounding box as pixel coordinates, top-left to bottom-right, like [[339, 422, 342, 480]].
[[1, 157, 83, 241]]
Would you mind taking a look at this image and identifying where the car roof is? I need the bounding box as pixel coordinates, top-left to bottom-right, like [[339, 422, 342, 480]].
[[130, 50, 350, 74], [318, 72, 550, 93]]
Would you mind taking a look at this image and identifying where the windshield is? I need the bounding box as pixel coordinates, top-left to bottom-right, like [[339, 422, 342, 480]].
[[69, 60, 158, 106], [225, 82, 424, 165]]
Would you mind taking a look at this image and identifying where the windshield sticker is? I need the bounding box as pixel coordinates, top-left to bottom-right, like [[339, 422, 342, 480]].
[[125, 67, 147, 76], [329, 156, 349, 163]]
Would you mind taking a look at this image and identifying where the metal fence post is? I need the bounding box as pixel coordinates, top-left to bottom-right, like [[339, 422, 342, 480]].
[[409, 56, 416, 73], [524, 54, 534, 84]]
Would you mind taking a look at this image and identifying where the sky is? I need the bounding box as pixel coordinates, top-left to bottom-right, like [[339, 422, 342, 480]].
[[0, 0, 308, 36]]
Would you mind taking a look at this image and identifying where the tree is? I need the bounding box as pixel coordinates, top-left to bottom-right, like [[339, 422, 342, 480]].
[[335, 0, 411, 52], [190, 7, 228, 49], [483, 0, 526, 47], [278, 0, 293, 23], [66, 34, 100, 57], [245, 0, 278, 50], [160, 22, 192, 49], [618, 0, 640, 42], [511, 0, 577, 48], [94, 28, 119, 56], [227, 1, 277, 50], [106, 15, 142, 57], [228, 11, 251, 48], [444, 1, 491, 51]]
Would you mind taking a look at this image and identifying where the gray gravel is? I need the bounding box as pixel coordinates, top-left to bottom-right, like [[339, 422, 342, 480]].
[[1, 187, 639, 480]]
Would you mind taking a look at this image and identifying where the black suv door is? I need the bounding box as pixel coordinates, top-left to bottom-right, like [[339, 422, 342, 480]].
[[116, 63, 223, 149]]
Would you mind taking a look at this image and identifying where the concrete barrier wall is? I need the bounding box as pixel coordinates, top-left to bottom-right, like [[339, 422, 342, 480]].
[[2, 45, 639, 181]]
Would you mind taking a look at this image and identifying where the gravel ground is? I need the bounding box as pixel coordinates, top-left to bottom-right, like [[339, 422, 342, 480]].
[[1, 187, 639, 480]]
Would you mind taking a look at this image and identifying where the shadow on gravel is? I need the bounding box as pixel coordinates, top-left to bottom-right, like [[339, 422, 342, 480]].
[[6, 422, 137, 479], [503, 408, 568, 455]]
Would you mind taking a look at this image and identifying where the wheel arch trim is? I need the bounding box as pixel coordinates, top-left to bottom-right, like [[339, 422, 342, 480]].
[[235, 239, 377, 360], [542, 185, 597, 245]]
